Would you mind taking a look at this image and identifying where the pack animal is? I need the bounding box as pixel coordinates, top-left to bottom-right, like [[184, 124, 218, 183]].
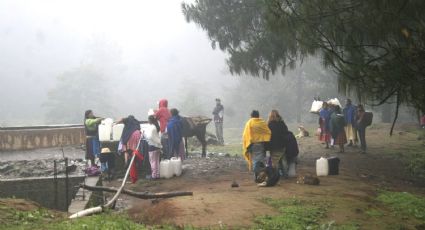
[[181, 116, 212, 157]]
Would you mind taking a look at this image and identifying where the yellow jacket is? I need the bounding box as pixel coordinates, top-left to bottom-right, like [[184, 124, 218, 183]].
[[242, 118, 271, 171]]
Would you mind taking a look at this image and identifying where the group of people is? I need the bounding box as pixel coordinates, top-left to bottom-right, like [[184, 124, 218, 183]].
[[318, 99, 368, 153], [242, 109, 298, 187], [83, 99, 186, 181]]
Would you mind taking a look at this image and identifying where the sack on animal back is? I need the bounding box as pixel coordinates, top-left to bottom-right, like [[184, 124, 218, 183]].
[[310, 100, 323, 114], [362, 112, 373, 127]]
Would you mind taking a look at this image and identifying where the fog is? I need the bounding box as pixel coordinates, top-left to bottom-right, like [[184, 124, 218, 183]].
[[0, 1, 415, 128]]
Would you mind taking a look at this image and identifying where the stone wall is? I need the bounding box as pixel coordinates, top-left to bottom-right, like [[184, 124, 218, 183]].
[[0, 175, 85, 211], [0, 125, 85, 151]]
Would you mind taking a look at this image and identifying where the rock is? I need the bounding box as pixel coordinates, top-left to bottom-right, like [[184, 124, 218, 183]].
[[0, 164, 13, 172], [231, 180, 239, 188]]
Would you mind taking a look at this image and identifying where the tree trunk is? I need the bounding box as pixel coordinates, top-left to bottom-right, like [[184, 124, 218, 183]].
[[296, 70, 303, 123]]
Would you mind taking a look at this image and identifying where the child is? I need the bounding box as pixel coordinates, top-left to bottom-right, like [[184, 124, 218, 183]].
[[146, 115, 162, 179]]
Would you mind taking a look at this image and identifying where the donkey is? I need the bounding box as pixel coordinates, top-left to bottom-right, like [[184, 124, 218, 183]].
[[181, 116, 212, 157]]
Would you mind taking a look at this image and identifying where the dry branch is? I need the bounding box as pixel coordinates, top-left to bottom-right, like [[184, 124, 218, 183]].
[[79, 184, 193, 199]]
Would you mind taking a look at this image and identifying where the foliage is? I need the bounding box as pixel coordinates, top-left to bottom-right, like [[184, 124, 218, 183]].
[[44, 65, 113, 124], [222, 58, 338, 126], [182, 0, 425, 117], [377, 191, 425, 221]]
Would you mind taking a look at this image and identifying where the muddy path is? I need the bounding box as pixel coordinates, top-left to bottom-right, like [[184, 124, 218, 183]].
[[105, 124, 425, 228]]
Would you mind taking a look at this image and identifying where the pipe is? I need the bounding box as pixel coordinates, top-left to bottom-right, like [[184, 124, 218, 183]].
[[69, 135, 142, 219]]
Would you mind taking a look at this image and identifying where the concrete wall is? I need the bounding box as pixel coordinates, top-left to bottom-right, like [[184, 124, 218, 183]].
[[0, 126, 85, 151], [0, 175, 85, 211]]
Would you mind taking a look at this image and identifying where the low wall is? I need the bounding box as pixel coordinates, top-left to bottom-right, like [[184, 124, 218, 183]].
[[0, 175, 85, 211], [0, 125, 85, 151]]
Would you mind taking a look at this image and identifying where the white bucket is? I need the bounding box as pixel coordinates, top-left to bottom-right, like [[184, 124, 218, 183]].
[[316, 157, 329, 176]]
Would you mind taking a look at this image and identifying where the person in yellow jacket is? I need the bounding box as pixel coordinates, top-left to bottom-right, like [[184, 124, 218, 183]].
[[242, 110, 271, 183]]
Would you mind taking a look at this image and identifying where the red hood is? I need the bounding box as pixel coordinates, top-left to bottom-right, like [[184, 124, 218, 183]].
[[158, 99, 168, 108]]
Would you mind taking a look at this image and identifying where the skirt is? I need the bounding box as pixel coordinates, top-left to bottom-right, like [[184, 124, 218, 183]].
[[334, 132, 347, 145]]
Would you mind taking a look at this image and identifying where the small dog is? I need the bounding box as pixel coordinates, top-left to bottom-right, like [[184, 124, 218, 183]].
[[296, 174, 320, 185], [295, 126, 310, 138]]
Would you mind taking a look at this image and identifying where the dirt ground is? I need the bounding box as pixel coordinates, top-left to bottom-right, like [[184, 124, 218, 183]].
[[105, 124, 425, 228]]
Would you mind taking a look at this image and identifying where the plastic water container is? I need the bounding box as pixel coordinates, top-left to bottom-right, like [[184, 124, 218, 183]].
[[170, 157, 182, 176], [98, 124, 112, 141], [288, 162, 297, 177], [160, 160, 173, 179], [112, 124, 124, 141], [316, 157, 329, 176]]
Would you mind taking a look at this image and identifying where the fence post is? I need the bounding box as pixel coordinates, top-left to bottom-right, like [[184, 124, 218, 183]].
[[54, 160, 58, 210], [65, 157, 69, 212]]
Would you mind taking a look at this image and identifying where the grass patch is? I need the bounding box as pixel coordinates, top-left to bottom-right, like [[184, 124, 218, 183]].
[[377, 191, 425, 221], [365, 209, 384, 218], [255, 197, 332, 229], [44, 212, 146, 230]]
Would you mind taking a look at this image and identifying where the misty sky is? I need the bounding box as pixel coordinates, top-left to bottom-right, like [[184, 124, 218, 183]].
[[0, 0, 238, 125]]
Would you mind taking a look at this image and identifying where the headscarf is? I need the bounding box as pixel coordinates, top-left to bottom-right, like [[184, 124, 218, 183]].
[[121, 115, 141, 145]]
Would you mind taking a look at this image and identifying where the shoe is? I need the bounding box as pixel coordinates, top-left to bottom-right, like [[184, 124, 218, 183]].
[[257, 181, 267, 187]]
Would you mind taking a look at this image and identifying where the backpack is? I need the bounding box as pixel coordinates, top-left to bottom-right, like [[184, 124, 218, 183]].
[[362, 112, 373, 127], [285, 132, 299, 161]]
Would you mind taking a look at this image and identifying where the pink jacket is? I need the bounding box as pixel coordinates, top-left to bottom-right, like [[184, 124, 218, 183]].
[[155, 99, 171, 133]]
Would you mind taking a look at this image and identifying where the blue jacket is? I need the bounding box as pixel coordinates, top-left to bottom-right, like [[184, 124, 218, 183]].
[[343, 104, 356, 125], [167, 115, 183, 154]]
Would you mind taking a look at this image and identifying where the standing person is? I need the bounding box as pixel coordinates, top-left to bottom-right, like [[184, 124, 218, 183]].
[[167, 108, 184, 159], [267, 110, 288, 175], [155, 99, 171, 159], [356, 104, 368, 153], [84, 110, 103, 166], [343, 99, 357, 146], [116, 115, 142, 166], [319, 102, 332, 148], [330, 105, 347, 153], [212, 98, 224, 145], [242, 110, 271, 185], [145, 115, 162, 179]]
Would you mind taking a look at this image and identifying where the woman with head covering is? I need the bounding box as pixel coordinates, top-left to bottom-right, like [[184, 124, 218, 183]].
[[167, 108, 184, 159], [330, 105, 347, 153], [116, 115, 142, 165]]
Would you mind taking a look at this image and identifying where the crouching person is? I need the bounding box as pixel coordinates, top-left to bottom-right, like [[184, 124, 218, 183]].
[[242, 110, 271, 186], [99, 148, 115, 180]]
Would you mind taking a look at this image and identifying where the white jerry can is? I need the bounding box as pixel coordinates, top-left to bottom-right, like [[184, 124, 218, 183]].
[[316, 157, 329, 176], [160, 160, 173, 179], [112, 124, 124, 141], [170, 157, 182, 176]]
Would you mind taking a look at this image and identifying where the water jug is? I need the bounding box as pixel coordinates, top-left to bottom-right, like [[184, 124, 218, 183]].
[[170, 157, 182, 176], [316, 157, 329, 176], [98, 124, 112, 141], [112, 124, 124, 141], [288, 162, 296, 177], [160, 160, 173, 179]]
